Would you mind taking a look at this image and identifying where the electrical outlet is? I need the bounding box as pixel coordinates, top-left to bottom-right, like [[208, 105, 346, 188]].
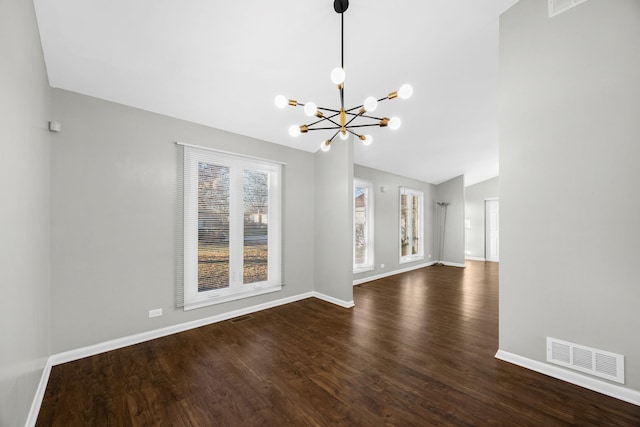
[[148, 308, 163, 318], [428, 254, 432, 258], [380, 263, 385, 268]]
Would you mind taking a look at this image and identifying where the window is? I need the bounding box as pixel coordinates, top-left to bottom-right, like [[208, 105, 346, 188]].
[[183, 146, 281, 310], [354, 178, 374, 273], [399, 187, 424, 263]]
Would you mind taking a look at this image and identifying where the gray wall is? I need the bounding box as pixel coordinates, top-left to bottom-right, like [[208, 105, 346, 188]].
[[0, 0, 51, 424], [465, 177, 499, 260], [353, 165, 436, 281], [435, 175, 466, 266], [314, 140, 354, 303], [500, 0, 640, 390], [50, 89, 316, 353]]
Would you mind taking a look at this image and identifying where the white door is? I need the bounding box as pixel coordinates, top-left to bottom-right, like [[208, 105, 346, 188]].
[[485, 199, 499, 262]]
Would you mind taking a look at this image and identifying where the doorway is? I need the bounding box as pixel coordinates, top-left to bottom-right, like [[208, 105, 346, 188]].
[[485, 199, 499, 262]]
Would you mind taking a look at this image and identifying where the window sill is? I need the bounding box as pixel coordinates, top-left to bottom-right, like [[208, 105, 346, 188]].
[[184, 284, 282, 311], [399, 256, 424, 265]]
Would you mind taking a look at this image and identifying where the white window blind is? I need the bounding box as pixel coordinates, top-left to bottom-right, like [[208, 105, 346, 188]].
[[179, 144, 282, 310], [399, 187, 424, 264]]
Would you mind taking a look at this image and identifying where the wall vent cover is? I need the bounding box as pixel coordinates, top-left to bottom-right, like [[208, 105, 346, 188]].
[[548, 0, 591, 18], [547, 337, 625, 384]]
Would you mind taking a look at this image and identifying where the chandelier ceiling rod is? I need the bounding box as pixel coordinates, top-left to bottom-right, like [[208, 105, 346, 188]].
[[341, 11, 344, 68], [274, 0, 413, 152], [340, 10, 344, 115]]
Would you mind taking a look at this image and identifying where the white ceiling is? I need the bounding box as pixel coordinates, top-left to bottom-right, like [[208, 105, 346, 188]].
[[33, 0, 519, 185]]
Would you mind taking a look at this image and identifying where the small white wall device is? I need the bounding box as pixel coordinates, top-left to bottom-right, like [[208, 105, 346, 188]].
[[48, 120, 62, 132]]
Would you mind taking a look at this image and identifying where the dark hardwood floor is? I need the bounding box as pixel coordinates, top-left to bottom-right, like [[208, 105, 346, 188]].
[[37, 262, 640, 426]]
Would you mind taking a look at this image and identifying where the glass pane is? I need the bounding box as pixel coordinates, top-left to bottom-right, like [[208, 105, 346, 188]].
[[412, 195, 419, 255], [401, 194, 409, 256], [243, 170, 269, 284], [198, 163, 230, 292], [354, 186, 368, 265]]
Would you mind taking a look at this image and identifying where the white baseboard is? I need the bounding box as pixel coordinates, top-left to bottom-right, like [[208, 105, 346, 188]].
[[495, 350, 640, 406], [440, 261, 466, 268], [353, 261, 436, 286], [25, 358, 53, 427], [312, 291, 355, 308], [465, 256, 486, 261]]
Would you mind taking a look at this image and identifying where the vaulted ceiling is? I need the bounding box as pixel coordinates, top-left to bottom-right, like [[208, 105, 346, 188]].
[[34, 0, 519, 185]]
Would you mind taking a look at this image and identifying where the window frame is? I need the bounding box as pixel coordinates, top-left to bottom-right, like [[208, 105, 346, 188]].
[[353, 178, 375, 273], [183, 146, 282, 311], [399, 186, 424, 264]]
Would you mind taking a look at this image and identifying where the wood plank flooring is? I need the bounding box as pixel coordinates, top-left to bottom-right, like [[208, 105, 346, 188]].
[[37, 262, 640, 426]]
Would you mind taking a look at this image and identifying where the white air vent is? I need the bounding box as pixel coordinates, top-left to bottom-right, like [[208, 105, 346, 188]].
[[548, 0, 591, 18], [547, 337, 625, 384]]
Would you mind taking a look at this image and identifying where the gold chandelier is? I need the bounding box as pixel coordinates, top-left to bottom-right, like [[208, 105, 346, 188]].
[[274, 0, 413, 152]]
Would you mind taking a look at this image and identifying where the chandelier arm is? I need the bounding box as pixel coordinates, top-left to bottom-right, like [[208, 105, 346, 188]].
[[341, 109, 369, 117], [343, 112, 362, 127], [353, 113, 385, 121], [346, 128, 361, 137], [307, 114, 341, 128], [313, 111, 340, 121], [309, 115, 342, 128], [324, 117, 342, 128], [340, 110, 384, 121], [342, 94, 391, 113], [316, 106, 341, 114], [345, 105, 363, 113], [345, 123, 383, 129], [306, 126, 342, 131], [295, 101, 357, 112]]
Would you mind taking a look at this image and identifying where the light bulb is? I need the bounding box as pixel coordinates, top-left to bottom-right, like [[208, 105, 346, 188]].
[[303, 102, 317, 117], [274, 94, 288, 109], [398, 84, 413, 100], [330, 67, 346, 85], [339, 130, 349, 140], [289, 125, 301, 137], [320, 140, 331, 152], [362, 135, 373, 146], [389, 116, 402, 130], [363, 96, 378, 112]]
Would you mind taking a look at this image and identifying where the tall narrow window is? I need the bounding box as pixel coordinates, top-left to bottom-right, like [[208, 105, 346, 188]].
[[354, 178, 374, 273], [183, 146, 281, 310], [399, 187, 424, 264]]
